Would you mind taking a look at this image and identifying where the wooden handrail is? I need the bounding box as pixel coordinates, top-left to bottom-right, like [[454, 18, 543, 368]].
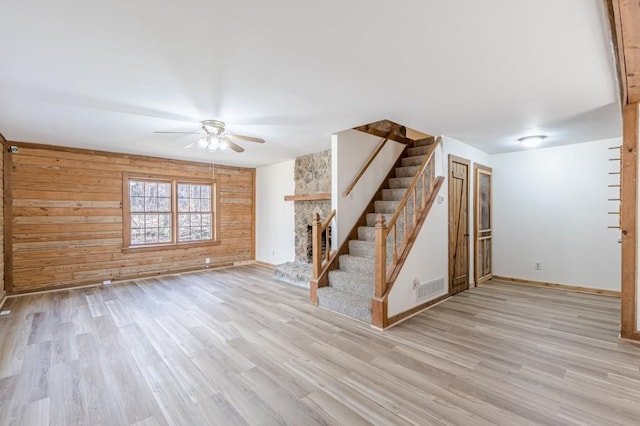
[[343, 125, 398, 197], [321, 209, 336, 230]]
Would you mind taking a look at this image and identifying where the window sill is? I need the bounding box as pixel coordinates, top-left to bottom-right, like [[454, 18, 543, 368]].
[[122, 240, 222, 254]]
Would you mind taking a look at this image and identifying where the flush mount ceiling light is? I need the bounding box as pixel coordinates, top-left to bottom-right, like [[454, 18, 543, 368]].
[[518, 135, 546, 148]]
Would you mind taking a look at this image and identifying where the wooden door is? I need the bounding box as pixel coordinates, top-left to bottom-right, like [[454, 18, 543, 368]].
[[474, 164, 493, 285], [448, 155, 470, 295]]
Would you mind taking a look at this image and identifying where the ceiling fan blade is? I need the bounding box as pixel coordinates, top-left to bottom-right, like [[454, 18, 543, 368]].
[[225, 134, 265, 143], [154, 131, 201, 135], [184, 138, 208, 149], [223, 138, 245, 153]]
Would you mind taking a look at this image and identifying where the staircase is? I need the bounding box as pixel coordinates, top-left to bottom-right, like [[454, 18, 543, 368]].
[[316, 138, 434, 323]]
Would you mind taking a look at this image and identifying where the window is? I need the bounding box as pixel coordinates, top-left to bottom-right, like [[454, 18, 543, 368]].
[[123, 174, 218, 250], [177, 183, 213, 242], [129, 180, 172, 245]]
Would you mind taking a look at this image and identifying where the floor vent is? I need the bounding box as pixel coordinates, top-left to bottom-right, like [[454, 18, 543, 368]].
[[415, 277, 446, 301]]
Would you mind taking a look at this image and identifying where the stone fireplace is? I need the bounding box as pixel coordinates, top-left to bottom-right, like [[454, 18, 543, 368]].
[[293, 149, 331, 263]]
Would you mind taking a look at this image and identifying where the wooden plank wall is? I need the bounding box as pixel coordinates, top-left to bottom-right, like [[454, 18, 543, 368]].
[[5, 142, 255, 294], [0, 135, 5, 303]]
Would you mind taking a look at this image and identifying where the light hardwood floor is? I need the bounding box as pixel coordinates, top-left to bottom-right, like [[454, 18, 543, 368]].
[[0, 265, 639, 425]]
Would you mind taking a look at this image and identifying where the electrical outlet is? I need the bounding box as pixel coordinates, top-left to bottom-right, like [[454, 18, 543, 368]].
[[102, 279, 112, 285], [534, 262, 542, 271], [205, 257, 211, 265]]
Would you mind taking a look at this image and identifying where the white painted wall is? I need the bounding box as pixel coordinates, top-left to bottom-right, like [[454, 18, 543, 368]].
[[331, 129, 406, 248], [493, 138, 621, 291], [255, 159, 296, 265], [388, 138, 492, 317]]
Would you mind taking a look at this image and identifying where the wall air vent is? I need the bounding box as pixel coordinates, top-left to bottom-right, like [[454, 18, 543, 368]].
[[414, 277, 446, 301]]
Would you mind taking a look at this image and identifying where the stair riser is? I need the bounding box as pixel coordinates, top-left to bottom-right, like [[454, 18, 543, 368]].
[[395, 166, 421, 178], [401, 156, 425, 167], [316, 287, 371, 324], [358, 226, 375, 241], [382, 188, 407, 201], [374, 201, 400, 214], [348, 240, 376, 257], [407, 145, 430, 156], [389, 177, 413, 189], [366, 213, 411, 230], [339, 255, 374, 275], [328, 270, 373, 297], [413, 137, 434, 147]]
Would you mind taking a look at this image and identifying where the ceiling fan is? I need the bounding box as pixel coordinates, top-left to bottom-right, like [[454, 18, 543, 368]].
[[154, 120, 265, 153]]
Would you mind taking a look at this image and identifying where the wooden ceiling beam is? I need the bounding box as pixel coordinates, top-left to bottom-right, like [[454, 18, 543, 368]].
[[620, 0, 640, 104], [607, 0, 640, 105], [353, 119, 428, 144], [355, 126, 414, 144]]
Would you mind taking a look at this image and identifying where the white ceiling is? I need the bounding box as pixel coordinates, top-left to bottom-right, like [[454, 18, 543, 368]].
[[0, 0, 621, 167]]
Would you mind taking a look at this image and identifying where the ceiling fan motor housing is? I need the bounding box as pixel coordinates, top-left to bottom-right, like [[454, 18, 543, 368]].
[[202, 120, 225, 135]]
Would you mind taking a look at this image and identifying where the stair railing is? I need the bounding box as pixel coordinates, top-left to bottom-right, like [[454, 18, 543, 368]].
[[310, 210, 336, 304], [372, 136, 444, 328]]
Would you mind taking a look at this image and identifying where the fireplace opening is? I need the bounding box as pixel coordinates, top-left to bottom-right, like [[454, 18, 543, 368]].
[[306, 225, 331, 263]]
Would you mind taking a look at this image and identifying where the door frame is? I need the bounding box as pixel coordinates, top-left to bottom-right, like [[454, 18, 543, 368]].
[[448, 154, 470, 295], [474, 163, 493, 286]]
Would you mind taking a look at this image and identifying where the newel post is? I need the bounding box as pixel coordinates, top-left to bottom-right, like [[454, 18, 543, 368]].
[[310, 212, 322, 305], [374, 214, 386, 298], [372, 214, 388, 328]]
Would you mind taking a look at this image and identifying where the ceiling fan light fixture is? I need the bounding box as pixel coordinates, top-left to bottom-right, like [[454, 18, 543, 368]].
[[196, 138, 208, 148], [518, 135, 546, 148], [157, 118, 264, 154], [205, 135, 228, 152]]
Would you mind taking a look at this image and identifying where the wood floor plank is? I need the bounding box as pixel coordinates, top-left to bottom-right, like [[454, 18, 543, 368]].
[[0, 266, 638, 425]]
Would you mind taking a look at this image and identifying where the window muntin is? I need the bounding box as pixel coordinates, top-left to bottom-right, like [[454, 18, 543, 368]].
[[124, 176, 217, 249], [129, 180, 173, 245], [177, 183, 213, 242]]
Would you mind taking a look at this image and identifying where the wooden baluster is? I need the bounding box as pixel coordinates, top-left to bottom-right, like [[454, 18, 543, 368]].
[[412, 187, 417, 228], [430, 157, 435, 192], [421, 170, 427, 208], [393, 224, 398, 265], [403, 203, 408, 246], [324, 226, 330, 263], [311, 213, 322, 281], [374, 214, 387, 298]]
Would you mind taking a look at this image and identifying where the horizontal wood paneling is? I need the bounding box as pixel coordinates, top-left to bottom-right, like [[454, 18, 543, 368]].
[[0, 135, 5, 303], [7, 142, 255, 293]]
